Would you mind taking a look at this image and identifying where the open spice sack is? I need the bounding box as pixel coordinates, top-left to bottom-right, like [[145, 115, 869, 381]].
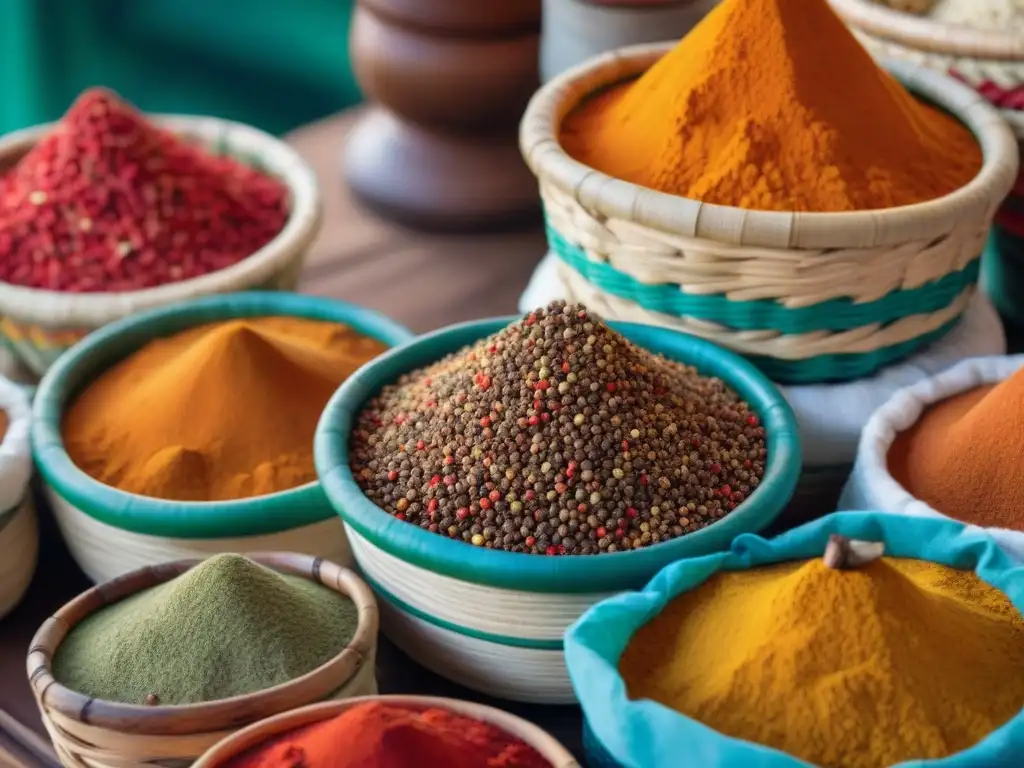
[[841, 355, 1024, 564], [0, 374, 35, 619], [566, 511, 1024, 767]]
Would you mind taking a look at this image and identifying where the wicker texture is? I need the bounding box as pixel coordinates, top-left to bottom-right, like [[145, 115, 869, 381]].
[[0, 115, 322, 376], [519, 43, 1018, 383], [27, 554, 379, 768], [193, 696, 580, 768], [45, 493, 353, 584]]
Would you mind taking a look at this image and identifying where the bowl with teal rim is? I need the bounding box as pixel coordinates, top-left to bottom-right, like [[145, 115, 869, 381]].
[[314, 315, 801, 704], [519, 44, 1019, 385], [32, 290, 414, 584], [565, 511, 1024, 767]]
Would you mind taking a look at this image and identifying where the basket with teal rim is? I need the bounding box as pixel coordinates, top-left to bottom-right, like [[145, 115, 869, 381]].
[[828, 0, 1024, 335], [31, 291, 414, 584], [565, 511, 1024, 767], [0, 114, 323, 378], [518, 43, 1018, 385], [314, 316, 801, 705]]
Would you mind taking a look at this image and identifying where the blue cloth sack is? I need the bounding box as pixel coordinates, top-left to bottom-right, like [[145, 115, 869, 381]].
[[564, 511, 1024, 768]]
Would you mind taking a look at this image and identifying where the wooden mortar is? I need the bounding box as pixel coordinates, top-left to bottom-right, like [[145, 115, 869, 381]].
[[343, 0, 543, 232]]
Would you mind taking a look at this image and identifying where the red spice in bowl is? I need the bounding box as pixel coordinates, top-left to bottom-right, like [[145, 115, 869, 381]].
[[0, 88, 288, 293]]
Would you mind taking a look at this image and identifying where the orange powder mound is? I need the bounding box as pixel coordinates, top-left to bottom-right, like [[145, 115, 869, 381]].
[[889, 374, 1023, 531], [63, 317, 389, 502], [559, 0, 982, 212]]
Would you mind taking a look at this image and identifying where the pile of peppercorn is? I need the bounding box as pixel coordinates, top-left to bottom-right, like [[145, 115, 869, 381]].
[[349, 302, 767, 556]]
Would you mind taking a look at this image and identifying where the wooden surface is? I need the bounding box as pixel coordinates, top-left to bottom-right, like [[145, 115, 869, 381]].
[[0, 106, 558, 753]]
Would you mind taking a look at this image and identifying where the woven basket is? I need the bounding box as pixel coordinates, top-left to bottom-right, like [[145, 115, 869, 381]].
[[193, 695, 580, 768], [827, 0, 1024, 333], [315, 316, 801, 704], [0, 114, 323, 376], [840, 354, 1024, 565], [27, 553, 380, 768], [31, 291, 414, 584], [0, 373, 35, 620], [519, 44, 1018, 384]]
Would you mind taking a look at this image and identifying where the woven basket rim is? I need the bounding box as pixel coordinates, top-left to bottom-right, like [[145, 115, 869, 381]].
[[829, 0, 1024, 61], [27, 552, 380, 736], [192, 695, 580, 768], [519, 42, 1019, 249], [0, 113, 323, 326]]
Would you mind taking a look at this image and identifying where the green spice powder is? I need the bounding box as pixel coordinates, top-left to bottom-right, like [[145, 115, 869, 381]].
[[53, 554, 359, 706]]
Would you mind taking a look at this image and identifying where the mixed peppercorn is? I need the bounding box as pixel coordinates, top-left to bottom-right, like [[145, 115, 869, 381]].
[[0, 88, 288, 292], [350, 302, 767, 556]]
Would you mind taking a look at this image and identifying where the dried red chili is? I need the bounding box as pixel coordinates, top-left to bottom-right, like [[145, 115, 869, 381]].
[[0, 88, 288, 293]]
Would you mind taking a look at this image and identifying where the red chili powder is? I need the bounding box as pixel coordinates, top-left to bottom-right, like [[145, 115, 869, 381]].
[[0, 88, 288, 292], [222, 703, 554, 768]]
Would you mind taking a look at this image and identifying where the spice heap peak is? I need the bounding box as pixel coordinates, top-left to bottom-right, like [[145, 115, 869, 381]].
[[0, 87, 287, 292], [350, 301, 766, 556], [890, 367, 1024, 532], [52, 554, 358, 705], [621, 557, 1024, 767], [560, 0, 982, 212], [63, 316, 389, 501]]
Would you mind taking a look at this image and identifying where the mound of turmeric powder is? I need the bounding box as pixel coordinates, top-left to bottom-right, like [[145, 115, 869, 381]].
[[63, 317, 389, 502], [620, 557, 1024, 768], [560, 0, 982, 212]]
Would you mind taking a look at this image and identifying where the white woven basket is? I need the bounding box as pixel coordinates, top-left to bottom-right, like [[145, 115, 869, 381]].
[[829, 0, 1024, 139], [28, 553, 379, 768], [0, 375, 35, 620], [519, 42, 1018, 383], [349, 528, 589, 704], [193, 695, 580, 768], [45, 492, 353, 584], [0, 115, 322, 375], [840, 354, 1024, 564]]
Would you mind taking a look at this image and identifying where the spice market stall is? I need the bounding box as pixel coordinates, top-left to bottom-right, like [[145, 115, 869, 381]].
[[315, 303, 801, 703], [568, 511, 1024, 767], [27, 553, 379, 768], [842, 355, 1024, 563], [0, 89, 322, 376], [31, 291, 412, 583]]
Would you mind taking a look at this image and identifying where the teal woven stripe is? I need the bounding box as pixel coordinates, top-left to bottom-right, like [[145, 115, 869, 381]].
[[750, 317, 959, 385], [983, 226, 1024, 332], [547, 224, 980, 334]]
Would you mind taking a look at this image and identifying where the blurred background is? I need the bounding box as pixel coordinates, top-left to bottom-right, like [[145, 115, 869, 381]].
[[0, 0, 361, 136]]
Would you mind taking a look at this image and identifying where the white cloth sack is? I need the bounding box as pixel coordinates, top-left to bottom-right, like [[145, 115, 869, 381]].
[[839, 355, 1024, 565], [520, 253, 1006, 466], [0, 375, 32, 513]]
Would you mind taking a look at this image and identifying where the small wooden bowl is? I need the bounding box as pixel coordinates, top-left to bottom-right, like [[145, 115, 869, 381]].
[[26, 553, 380, 768], [193, 695, 580, 768]]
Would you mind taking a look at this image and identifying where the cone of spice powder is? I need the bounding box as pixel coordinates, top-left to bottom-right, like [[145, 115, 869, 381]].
[[51, 554, 360, 705], [0, 88, 288, 293], [888, 366, 1024, 532], [349, 301, 767, 556], [63, 316, 390, 502]]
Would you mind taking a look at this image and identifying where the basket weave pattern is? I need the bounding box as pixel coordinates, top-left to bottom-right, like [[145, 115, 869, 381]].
[[520, 44, 1017, 384]]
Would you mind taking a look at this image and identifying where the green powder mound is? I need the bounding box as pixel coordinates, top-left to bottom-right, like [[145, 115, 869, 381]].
[[53, 554, 359, 705]]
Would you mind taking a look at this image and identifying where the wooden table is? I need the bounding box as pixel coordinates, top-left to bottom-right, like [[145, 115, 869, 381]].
[[0, 108, 576, 757]]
